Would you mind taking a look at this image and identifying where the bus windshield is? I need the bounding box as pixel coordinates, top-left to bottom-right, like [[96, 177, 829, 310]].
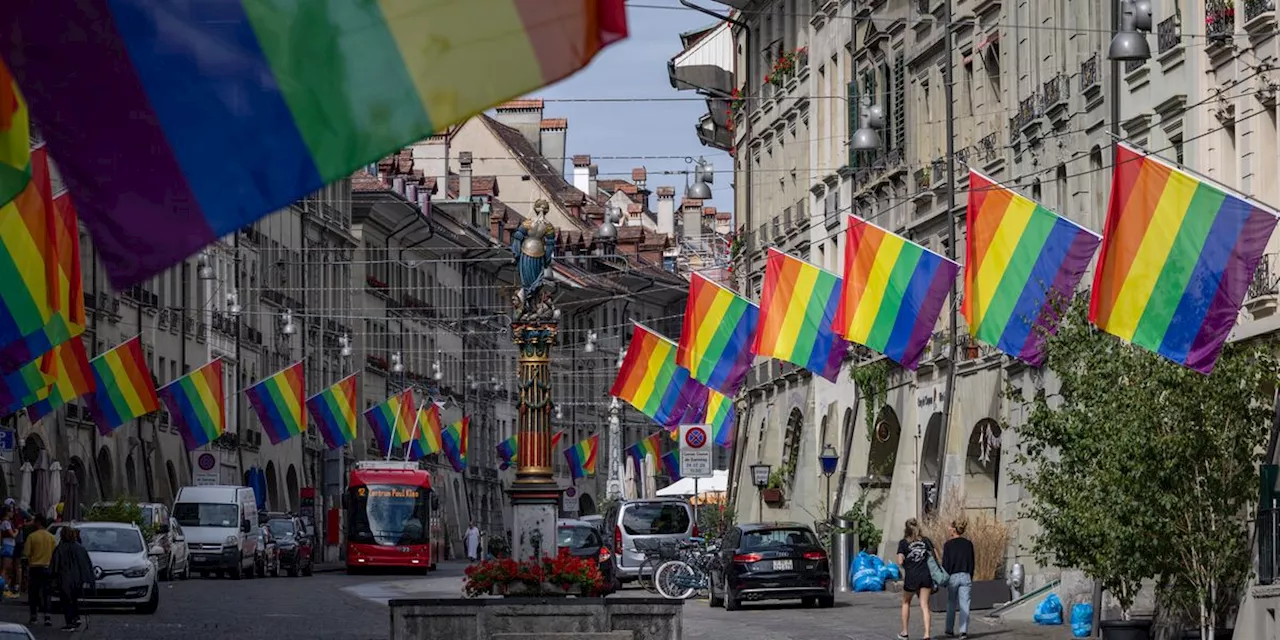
[[347, 484, 429, 547]]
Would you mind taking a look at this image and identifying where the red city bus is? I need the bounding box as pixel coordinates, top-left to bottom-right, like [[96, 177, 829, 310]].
[[345, 461, 443, 572]]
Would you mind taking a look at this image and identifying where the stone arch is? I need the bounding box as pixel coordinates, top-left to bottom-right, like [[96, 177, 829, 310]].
[[919, 412, 944, 484], [866, 406, 901, 479], [782, 407, 804, 484], [265, 461, 280, 511], [165, 462, 179, 503], [285, 464, 300, 511], [95, 447, 113, 501], [965, 419, 1002, 512], [65, 456, 87, 519], [579, 493, 597, 516], [124, 454, 139, 499]]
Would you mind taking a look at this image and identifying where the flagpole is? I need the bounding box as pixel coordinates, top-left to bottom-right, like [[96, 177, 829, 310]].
[[239, 357, 308, 395], [404, 408, 422, 463], [384, 394, 403, 462], [305, 371, 356, 404], [1105, 132, 1280, 213]]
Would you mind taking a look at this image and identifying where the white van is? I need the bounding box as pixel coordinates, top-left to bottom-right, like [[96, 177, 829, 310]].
[[172, 485, 258, 579]]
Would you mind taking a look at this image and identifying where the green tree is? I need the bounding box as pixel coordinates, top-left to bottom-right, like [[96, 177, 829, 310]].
[[1010, 297, 1273, 625]]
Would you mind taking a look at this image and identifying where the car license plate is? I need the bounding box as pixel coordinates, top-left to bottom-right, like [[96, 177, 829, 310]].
[[773, 560, 793, 571]]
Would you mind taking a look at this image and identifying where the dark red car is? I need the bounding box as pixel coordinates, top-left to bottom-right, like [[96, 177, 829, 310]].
[[266, 516, 314, 577]]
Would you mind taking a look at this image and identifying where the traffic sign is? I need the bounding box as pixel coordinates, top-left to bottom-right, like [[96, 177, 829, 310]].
[[560, 480, 579, 513], [678, 424, 713, 479], [193, 471, 219, 486], [0, 430, 14, 452]]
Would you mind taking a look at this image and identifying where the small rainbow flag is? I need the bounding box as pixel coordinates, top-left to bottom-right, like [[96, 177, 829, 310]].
[[160, 359, 226, 451], [0, 1, 628, 289], [1, 358, 50, 415], [442, 417, 470, 473], [564, 434, 599, 480], [306, 375, 358, 450], [625, 431, 664, 468], [364, 389, 415, 456], [677, 273, 759, 395], [89, 336, 160, 435], [412, 403, 444, 460], [755, 249, 848, 381], [0, 60, 30, 205], [611, 323, 706, 426], [1090, 143, 1279, 373], [689, 389, 735, 449], [496, 434, 518, 469], [26, 337, 93, 422], [835, 215, 961, 369], [244, 361, 306, 445], [661, 450, 681, 481]]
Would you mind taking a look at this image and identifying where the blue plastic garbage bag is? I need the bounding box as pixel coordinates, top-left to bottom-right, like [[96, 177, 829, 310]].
[[851, 551, 884, 592], [1070, 603, 1093, 637], [878, 561, 901, 581], [1034, 594, 1063, 625]]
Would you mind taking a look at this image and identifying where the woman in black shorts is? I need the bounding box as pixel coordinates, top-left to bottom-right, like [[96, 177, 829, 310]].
[[896, 517, 940, 639]]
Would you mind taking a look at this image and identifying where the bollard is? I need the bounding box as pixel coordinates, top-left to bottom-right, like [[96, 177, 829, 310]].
[[832, 517, 857, 593]]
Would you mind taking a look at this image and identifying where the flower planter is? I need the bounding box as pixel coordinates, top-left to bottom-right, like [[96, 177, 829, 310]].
[[491, 582, 582, 597], [929, 579, 1011, 612], [389, 598, 683, 640], [1100, 619, 1153, 640], [1180, 629, 1233, 640], [762, 488, 785, 506]]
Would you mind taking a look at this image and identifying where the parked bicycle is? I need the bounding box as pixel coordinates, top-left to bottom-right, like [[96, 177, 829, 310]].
[[634, 538, 682, 594], [654, 537, 719, 600]]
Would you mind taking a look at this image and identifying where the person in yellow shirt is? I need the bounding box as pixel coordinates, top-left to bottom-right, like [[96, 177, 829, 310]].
[[23, 514, 54, 627]]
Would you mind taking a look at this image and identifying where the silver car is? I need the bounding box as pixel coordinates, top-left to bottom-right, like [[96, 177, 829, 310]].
[[52, 522, 159, 613], [603, 499, 696, 582]]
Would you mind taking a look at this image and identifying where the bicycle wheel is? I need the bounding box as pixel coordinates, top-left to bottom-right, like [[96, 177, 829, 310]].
[[638, 557, 661, 593], [655, 560, 697, 600]]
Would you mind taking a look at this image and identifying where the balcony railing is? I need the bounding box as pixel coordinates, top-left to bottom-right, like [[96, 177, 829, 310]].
[[1125, 58, 1145, 73], [1248, 253, 1280, 300], [914, 167, 931, 192], [978, 132, 999, 162], [931, 158, 946, 184], [1009, 93, 1039, 136], [1244, 0, 1274, 23], [1158, 15, 1182, 52], [1206, 0, 1236, 41], [1041, 73, 1070, 111], [1079, 54, 1100, 92]]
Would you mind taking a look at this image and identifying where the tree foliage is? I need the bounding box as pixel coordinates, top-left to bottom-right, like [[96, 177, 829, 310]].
[[1010, 297, 1274, 624], [85, 500, 156, 542]]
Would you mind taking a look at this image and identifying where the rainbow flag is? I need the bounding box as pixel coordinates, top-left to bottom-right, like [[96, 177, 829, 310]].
[[677, 273, 759, 395], [364, 389, 415, 456], [835, 215, 960, 369], [661, 451, 681, 481], [625, 431, 664, 468], [755, 249, 848, 381], [0, 1, 628, 289], [160, 359, 226, 451], [0, 60, 29, 205], [564, 434, 599, 480], [26, 337, 93, 422], [496, 434, 518, 469], [1090, 143, 1279, 372], [88, 336, 160, 435], [244, 361, 306, 445], [689, 388, 735, 449], [442, 417, 470, 473], [964, 171, 1101, 366], [412, 404, 444, 460], [306, 375, 358, 450], [0, 359, 50, 415], [611, 323, 706, 426]]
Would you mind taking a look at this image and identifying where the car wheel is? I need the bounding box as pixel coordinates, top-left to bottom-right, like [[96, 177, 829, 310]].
[[181, 561, 190, 580], [724, 586, 741, 611], [230, 563, 242, 580], [159, 557, 171, 582], [200, 571, 210, 580], [708, 575, 724, 608], [802, 597, 816, 607], [136, 584, 159, 614], [818, 595, 835, 608]]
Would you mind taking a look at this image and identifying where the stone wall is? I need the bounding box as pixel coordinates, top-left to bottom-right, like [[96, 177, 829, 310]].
[[389, 598, 683, 640]]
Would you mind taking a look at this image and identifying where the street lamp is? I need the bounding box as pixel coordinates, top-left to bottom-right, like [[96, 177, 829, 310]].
[[750, 462, 772, 521], [819, 444, 839, 520], [197, 252, 215, 281], [280, 309, 296, 336], [555, 404, 564, 420], [851, 100, 886, 151], [1108, 0, 1153, 61], [338, 334, 352, 358], [584, 331, 598, 353], [226, 291, 241, 316], [391, 351, 405, 374], [686, 157, 713, 199]]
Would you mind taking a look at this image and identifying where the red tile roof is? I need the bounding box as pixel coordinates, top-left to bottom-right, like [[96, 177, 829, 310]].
[[483, 115, 603, 229], [572, 154, 592, 167], [656, 186, 676, 197], [540, 118, 567, 129], [597, 179, 636, 195], [632, 167, 647, 182], [497, 99, 544, 110], [716, 211, 733, 220]]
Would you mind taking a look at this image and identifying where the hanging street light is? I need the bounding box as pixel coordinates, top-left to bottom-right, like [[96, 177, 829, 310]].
[[197, 252, 215, 281], [1108, 0, 1153, 61], [686, 157, 714, 199], [391, 351, 405, 374], [338, 334, 352, 358], [280, 309, 296, 336], [226, 291, 241, 316], [851, 101, 886, 151], [584, 331, 598, 353]]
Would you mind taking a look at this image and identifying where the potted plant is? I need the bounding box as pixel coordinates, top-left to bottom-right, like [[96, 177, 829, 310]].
[[761, 462, 792, 506]]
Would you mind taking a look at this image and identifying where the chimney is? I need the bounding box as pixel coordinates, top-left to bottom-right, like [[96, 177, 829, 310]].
[[406, 183, 418, 204], [632, 167, 649, 210], [682, 197, 703, 241], [656, 186, 676, 236], [588, 164, 598, 198], [540, 118, 568, 178], [459, 151, 473, 201], [572, 155, 592, 193], [492, 99, 545, 151]]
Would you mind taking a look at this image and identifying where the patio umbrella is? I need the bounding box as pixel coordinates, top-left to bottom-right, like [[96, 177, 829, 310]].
[[17, 463, 31, 510], [44, 462, 61, 519]]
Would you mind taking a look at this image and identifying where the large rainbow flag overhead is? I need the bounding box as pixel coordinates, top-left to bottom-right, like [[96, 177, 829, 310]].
[[564, 434, 599, 480], [755, 248, 848, 381], [364, 389, 415, 457], [1091, 143, 1279, 372], [611, 323, 706, 426], [88, 336, 160, 435], [244, 361, 306, 445], [678, 274, 759, 395], [965, 171, 1101, 366], [835, 215, 960, 369], [26, 337, 93, 422], [412, 403, 444, 461], [0, 60, 29, 205], [0, 1, 628, 289], [160, 359, 226, 451], [306, 375, 358, 450]]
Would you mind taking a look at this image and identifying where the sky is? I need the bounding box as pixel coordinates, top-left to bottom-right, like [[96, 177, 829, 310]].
[[521, 1, 733, 212]]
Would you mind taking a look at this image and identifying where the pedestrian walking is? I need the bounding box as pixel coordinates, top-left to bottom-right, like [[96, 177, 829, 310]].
[[0, 504, 18, 596], [896, 517, 940, 640], [51, 526, 94, 632], [464, 522, 481, 562], [943, 519, 975, 639], [23, 514, 55, 627]]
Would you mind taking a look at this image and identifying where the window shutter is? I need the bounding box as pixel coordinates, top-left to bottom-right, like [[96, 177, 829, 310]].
[[847, 80, 859, 169], [894, 53, 907, 154], [880, 60, 893, 154]]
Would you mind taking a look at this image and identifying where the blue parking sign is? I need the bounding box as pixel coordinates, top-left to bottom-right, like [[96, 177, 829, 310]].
[[0, 430, 15, 452]]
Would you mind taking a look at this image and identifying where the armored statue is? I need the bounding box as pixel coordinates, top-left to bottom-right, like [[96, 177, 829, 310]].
[[512, 199, 558, 321]]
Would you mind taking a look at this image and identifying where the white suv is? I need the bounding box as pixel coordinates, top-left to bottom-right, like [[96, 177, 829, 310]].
[[53, 522, 159, 613]]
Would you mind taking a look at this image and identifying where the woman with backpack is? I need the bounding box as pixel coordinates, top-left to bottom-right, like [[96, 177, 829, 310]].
[[896, 517, 942, 640]]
